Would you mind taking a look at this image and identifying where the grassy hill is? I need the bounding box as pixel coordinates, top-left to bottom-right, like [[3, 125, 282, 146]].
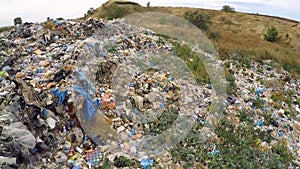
[[87, 0, 300, 77]]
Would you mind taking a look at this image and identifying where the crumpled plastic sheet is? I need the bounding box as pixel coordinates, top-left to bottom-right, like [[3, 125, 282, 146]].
[[73, 70, 100, 121], [1, 123, 36, 149], [51, 89, 68, 105], [0, 108, 35, 149], [0, 111, 18, 124]]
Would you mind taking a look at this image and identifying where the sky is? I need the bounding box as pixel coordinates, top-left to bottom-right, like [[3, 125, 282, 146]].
[[0, 0, 299, 27]]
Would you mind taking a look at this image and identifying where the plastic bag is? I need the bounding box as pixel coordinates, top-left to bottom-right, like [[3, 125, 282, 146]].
[[140, 158, 154, 169], [0, 111, 18, 124], [2, 125, 36, 149], [51, 89, 68, 105], [73, 85, 100, 121]]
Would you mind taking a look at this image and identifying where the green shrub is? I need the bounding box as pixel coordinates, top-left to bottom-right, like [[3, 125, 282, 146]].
[[213, 119, 294, 168], [237, 109, 253, 123], [171, 118, 294, 168], [107, 7, 126, 20], [296, 98, 300, 105], [224, 62, 231, 68], [114, 156, 138, 168], [184, 10, 210, 31], [224, 67, 236, 95], [56, 17, 64, 21], [159, 16, 167, 25], [264, 26, 280, 42], [156, 33, 171, 40], [13, 17, 22, 25], [253, 98, 265, 109], [101, 158, 113, 169], [209, 31, 221, 39], [257, 68, 264, 74], [271, 91, 292, 107], [86, 7, 95, 16], [144, 107, 178, 136], [222, 5, 235, 12], [171, 41, 209, 83]]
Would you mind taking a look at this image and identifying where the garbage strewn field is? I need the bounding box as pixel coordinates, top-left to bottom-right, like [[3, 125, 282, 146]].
[[0, 18, 299, 168]]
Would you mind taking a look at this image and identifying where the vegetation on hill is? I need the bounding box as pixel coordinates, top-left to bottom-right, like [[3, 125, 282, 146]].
[[89, 1, 300, 77]]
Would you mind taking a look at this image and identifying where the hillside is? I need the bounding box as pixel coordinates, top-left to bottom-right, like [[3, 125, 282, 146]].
[[88, 1, 300, 76], [0, 1, 300, 168]]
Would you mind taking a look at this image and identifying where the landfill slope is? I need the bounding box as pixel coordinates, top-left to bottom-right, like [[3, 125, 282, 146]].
[[90, 1, 300, 76], [0, 14, 299, 169]]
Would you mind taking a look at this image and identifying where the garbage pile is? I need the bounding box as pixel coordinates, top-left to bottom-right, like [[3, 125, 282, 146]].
[[0, 16, 299, 169], [223, 58, 300, 166], [0, 17, 202, 169]]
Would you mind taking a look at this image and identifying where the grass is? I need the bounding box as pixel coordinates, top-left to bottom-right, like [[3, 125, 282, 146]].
[[296, 98, 300, 105], [271, 90, 293, 107], [91, 1, 146, 20], [114, 156, 138, 168], [144, 107, 178, 136], [262, 79, 284, 89], [1, 0, 298, 77], [0, 26, 13, 33], [87, 1, 300, 77], [252, 98, 265, 109], [169, 40, 210, 84], [101, 158, 113, 169], [171, 117, 295, 168]]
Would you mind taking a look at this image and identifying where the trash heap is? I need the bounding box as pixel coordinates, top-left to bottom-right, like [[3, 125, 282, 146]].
[[0, 17, 203, 169], [221, 58, 300, 166], [0, 16, 299, 169]]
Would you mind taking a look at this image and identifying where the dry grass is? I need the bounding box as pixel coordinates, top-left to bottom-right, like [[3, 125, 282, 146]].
[[0, 26, 13, 33], [90, 1, 300, 76]]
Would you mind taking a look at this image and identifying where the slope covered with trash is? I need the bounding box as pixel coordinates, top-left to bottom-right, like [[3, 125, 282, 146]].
[[0, 16, 299, 169]]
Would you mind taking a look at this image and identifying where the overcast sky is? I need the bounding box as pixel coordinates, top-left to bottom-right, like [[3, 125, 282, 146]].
[[1, 0, 299, 27]]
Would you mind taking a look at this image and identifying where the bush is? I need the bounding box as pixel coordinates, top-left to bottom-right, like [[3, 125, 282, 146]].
[[56, 17, 64, 21], [225, 68, 236, 94], [222, 5, 235, 12], [210, 31, 221, 39], [252, 98, 265, 109], [170, 41, 209, 84], [159, 16, 167, 25], [171, 118, 294, 168], [13, 17, 22, 26], [107, 7, 126, 20], [271, 91, 292, 107], [184, 10, 210, 31], [264, 26, 280, 42], [87, 7, 95, 16]]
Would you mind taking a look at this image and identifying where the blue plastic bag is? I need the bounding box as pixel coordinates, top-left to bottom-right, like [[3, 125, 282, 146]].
[[51, 89, 68, 105], [140, 158, 154, 169], [55, 21, 61, 26], [257, 121, 263, 127], [209, 150, 221, 158], [256, 87, 266, 96], [73, 85, 100, 120], [128, 129, 135, 137]]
